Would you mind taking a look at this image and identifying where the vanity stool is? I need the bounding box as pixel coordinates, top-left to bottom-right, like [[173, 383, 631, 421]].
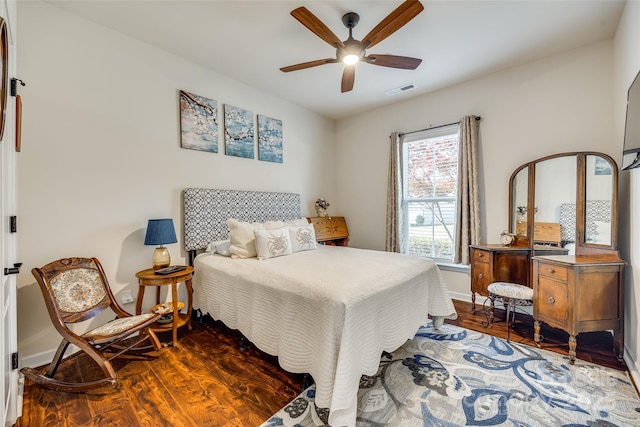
[[483, 282, 533, 342]]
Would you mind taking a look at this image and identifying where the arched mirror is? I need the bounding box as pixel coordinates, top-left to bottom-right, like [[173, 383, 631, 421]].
[[508, 152, 618, 255], [510, 165, 529, 239], [582, 153, 617, 249], [534, 155, 576, 251]]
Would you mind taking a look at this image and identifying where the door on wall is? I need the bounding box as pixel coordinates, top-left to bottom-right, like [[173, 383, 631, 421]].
[[1, 1, 18, 425]]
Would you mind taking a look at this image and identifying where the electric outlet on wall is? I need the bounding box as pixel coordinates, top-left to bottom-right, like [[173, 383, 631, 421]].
[[121, 290, 135, 305]]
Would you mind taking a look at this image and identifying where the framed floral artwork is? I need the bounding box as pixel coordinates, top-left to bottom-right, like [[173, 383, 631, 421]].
[[179, 90, 218, 153], [224, 104, 254, 159], [258, 115, 283, 163]]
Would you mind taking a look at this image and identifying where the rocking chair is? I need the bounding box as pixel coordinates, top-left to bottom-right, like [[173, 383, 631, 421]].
[[20, 257, 162, 392]]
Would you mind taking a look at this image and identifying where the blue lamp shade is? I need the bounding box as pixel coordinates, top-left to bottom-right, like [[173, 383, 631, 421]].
[[144, 219, 177, 270], [144, 219, 177, 246]]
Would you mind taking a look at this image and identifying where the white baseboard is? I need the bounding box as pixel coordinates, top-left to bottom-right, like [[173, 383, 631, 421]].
[[20, 344, 80, 371], [16, 375, 23, 419], [624, 349, 640, 393], [450, 292, 472, 303]]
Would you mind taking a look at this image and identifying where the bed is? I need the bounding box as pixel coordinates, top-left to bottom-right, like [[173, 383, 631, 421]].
[[183, 188, 457, 427]]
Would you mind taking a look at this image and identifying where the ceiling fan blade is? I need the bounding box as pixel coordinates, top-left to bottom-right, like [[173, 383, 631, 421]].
[[361, 0, 424, 49], [280, 58, 337, 73], [291, 7, 345, 48], [341, 66, 355, 93], [366, 54, 422, 70]]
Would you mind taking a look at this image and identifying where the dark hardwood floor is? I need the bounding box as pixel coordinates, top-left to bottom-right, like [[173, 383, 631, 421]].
[[16, 299, 631, 426]]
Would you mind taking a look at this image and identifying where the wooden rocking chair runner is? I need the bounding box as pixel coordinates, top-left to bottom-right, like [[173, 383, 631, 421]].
[[21, 257, 162, 393]]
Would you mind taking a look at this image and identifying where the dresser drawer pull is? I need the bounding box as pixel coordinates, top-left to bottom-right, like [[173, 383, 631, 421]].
[[478, 273, 483, 279], [547, 268, 555, 274], [478, 253, 483, 257], [548, 296, 555, 304]]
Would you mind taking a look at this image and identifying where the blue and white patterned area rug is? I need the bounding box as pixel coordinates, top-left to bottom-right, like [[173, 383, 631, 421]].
[[261, 323, 640, 427]]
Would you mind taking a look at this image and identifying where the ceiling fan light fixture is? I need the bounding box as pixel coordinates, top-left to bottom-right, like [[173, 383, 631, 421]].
[[343, 54, 360, 65], [281, 2, 425, 92]]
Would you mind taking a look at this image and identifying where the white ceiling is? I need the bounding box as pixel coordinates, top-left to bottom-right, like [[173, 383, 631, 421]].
[[46, 0, 626, 120]]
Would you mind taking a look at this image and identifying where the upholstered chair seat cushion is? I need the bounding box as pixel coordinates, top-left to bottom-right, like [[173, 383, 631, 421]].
[[487, 282, 533, 300], [82, 313, 157, 342]]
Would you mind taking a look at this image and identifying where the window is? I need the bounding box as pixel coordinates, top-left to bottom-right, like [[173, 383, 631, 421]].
[[401, 124, 459, 262]]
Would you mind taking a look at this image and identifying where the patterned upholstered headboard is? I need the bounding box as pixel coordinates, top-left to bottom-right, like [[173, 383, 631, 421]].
[[183, 188, 301, 260], [559, 200, 611, 242]]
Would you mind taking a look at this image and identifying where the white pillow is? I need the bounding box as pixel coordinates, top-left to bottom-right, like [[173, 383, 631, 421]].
[[254, 227, 292, 260], [226, 218, 286, 258], [264, 220, 285, 229], [227, 218, 263, 258], [215, 240, 232, 256], [289, 224, 317, 252], [206, 239, 228, 253], [594, 221, 611, 244], [285, 218, 309, 227]]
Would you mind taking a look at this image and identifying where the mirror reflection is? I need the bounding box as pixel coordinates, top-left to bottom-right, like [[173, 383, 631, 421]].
[[584, 154, 614, 246], [534, 156, 576, 251], [511, 166, 528, 238]]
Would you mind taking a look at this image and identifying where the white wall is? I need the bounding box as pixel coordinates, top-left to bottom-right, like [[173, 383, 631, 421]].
[[16, 2, 335, 363], [335, 40, 615, 300], [613, 0, 640, 390]]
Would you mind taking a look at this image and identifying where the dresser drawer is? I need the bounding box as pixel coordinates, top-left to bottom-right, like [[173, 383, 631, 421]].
[[472, 248, 490, 263], [471, 261, 491, 295], [536, 276, 568, 321], [537, 262, 568, 282]]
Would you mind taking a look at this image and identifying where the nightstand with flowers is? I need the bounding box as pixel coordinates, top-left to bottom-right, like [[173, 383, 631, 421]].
[[309, 198, 349, 246]]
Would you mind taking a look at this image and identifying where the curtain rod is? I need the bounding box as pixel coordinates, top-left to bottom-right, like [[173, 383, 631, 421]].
[[399, 116, 481, 137]]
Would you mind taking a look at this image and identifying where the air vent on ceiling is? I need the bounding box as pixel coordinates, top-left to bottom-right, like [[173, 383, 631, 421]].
[[385, 83, 416, 96]]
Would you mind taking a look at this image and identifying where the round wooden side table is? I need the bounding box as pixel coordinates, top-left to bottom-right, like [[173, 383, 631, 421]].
[[135, 266, 194, 347]]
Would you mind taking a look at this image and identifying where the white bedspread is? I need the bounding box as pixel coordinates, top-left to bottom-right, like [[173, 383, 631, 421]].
[[193, 245, 456, 427]]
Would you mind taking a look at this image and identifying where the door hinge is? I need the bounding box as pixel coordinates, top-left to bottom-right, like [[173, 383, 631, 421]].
[[4, 263, 22, 275], [10, 78, 25, 97], [9, 215, 16, 233], [11, 352, 18, 370]]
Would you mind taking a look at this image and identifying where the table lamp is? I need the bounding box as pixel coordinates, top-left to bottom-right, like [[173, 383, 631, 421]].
[[144, 218, 177, 270]]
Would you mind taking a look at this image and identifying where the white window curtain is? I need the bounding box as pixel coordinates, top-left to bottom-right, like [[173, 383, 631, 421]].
[[453, 115, 481, 264], [385, 132, 403, 252]]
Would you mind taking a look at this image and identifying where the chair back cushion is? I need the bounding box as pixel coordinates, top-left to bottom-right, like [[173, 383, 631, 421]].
[[50, 268, 107, 313], [33, 257, 113, 323]]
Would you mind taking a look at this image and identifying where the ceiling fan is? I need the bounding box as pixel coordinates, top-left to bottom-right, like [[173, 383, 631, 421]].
[[280, 0, 424, 93]]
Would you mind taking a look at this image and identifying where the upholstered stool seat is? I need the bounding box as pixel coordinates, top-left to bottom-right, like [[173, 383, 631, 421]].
[[483, 282, 533, 341]]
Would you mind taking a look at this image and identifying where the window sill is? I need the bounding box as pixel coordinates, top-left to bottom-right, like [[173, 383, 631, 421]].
[[436, 262, 470, 273]]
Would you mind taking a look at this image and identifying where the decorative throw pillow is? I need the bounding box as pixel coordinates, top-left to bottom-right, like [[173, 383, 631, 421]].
[[254, 227, 292, 260], [227, 218, 298, 258], [227, 218, 263, 258], [289, 224, 317, 252], [285, 218, 309, 227], [215, 240, 232, 256], [207, 239, 229, 254]]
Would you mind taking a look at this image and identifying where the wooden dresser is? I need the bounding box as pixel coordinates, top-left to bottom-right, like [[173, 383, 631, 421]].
[[532, 254, 624, 364], [469, 244, 530, 311], [308, 216, 349, 246], [469, 244, 569, 311]]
